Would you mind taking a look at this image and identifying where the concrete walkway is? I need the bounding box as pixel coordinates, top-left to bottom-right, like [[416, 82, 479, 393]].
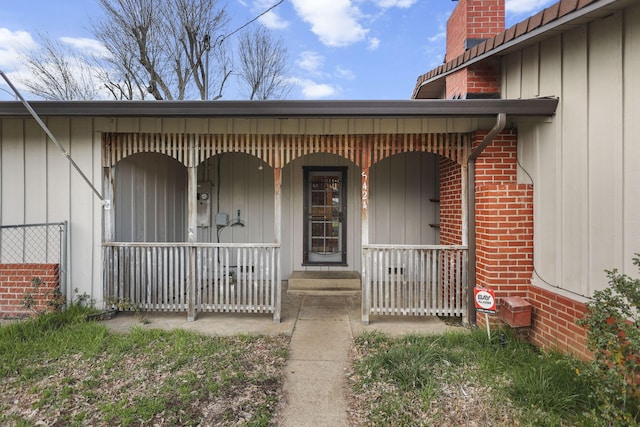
[[102, 291, 461, 426], [280, 295, 355, 426]]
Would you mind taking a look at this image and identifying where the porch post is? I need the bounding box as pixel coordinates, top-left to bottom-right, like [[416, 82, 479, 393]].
[[273, 166, 282, 323], [187, 137, 198, 321], [102, 144, 114, 311], [361, 141, 371, 325], [102, 165, 114, 243]]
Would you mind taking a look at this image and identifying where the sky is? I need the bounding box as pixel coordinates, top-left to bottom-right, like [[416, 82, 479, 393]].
[[0, 0, 557, 101]]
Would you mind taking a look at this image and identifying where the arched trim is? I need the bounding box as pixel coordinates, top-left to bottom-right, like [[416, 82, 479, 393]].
[[102, 132, 470, 168]]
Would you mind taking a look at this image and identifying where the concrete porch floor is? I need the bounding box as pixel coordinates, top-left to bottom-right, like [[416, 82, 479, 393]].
[[102, 284, 459, 337]]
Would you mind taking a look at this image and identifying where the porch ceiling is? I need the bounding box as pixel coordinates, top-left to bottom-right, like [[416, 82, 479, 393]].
[[0, 98, 558, 118]]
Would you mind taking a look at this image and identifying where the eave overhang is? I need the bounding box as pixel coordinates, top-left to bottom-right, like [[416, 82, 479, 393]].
[[413, 0, 634, 99], [0, 98, 558, 119]]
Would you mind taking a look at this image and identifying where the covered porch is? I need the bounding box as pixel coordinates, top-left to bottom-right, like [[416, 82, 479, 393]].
[[98, 99, 558, 323]]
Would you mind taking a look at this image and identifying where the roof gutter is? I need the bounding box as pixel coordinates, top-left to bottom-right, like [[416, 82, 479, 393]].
[[466, 113, 507, 325], [417, 0, 622, 93], [0, 98, 558, 118]]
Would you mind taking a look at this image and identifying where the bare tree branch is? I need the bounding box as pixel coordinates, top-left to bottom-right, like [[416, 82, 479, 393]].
[[237, 25, 290, 100], [18, 0, 290, 101], [18, 35, 100, 100], [94, 0, 229, 100]]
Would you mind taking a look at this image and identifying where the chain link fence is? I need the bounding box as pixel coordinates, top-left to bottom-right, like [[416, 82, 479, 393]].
[[0, 222, 68, 297]]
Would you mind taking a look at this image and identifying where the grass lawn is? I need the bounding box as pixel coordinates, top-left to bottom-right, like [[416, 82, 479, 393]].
[[1, 306, 614, 426], [0, 306, 289, 426], [348, 330, 600, 426]]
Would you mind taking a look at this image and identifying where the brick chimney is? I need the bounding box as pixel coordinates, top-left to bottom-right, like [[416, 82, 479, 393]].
[[445, 0, 505, 98]]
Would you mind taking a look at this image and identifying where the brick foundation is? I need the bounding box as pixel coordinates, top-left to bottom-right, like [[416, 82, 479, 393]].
[[0, 264, 61, 318], [527, 285, 591, 360]]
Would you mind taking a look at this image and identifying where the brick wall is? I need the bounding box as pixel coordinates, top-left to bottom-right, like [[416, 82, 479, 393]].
[[446, 70, 467, 99], [527, 285, 591, 360], [471, 129, 534, 323], [0, 264, 60, 318], [466, 130, 591, 358], [473, 130, 533, 297], [475, 184, 534, 298], [446, 0, 505, 61], [466, 60, 501, 96], [439, 156, 463, 245], [446, 61, 502, 99], [445, 0, 504, 99]]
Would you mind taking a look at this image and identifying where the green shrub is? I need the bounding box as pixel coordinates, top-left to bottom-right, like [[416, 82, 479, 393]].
[[577, 255, 640, 426]]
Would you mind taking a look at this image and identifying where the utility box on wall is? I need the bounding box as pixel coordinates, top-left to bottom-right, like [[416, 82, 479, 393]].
[[197, 182, 212, 227], [499, 296, 532, 328]]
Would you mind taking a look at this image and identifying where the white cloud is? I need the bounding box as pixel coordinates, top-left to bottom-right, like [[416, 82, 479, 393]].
[[290, 0, 368, 47], [427, 15, 448, 43], [253, 0, 289, 30], [506, 0, 555, 15], [374, 0, 417, 9], [367, 37, 380, 50], [335, 66, 355, 80], [428, 32, 445, 43], [0, 28, 36, 68], [292, 77, 339, 98], [258, 11, 289, 29], [295, 51, 324, 74], [60, 37, 109, 57]]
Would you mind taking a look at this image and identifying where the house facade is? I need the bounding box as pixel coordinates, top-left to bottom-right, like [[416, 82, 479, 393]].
[[413, 0, 639, 357], [3, 0, 634, 359], [0, 99, 555, 322]]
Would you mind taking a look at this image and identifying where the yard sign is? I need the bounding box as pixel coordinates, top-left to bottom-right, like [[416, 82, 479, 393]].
[[474, 287, 496, 314], [474, 286, 496, 340]]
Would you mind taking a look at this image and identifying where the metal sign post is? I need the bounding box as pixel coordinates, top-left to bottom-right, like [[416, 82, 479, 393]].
[[474, 286, 497, 340]]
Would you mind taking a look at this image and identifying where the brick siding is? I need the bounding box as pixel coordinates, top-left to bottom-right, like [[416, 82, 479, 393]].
[[527, 285, 591, 360], [446, 0, 505, 61], [465, 129, 591, 358], [472, 129, 534, 311], [439, 156, 463, 245], [0, 264, 60, 318], [445, 0, 504, 98]]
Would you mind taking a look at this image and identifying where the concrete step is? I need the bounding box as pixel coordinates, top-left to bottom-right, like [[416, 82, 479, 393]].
[[287, 271, 361, 295]]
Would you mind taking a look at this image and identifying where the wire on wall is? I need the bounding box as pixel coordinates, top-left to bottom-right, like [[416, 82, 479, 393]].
[[516, 153, 590, 300]]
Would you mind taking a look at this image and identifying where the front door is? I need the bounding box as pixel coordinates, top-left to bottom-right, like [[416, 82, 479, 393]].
[[303, 167, 347, 265]]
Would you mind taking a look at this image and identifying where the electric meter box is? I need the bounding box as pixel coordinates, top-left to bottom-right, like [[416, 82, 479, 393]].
[[197, 182, 212, 227], [215, 213, 229, 226]]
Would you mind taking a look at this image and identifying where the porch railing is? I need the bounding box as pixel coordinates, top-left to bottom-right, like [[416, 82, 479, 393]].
[[102, 243, 281, 322], [362, 245, 468, 324]]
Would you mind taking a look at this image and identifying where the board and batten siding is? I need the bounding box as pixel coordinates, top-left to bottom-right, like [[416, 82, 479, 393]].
[[506, 5, 640, 298], [196, 153, 275, 245], [0, 117, 108, 305], [114, 153, 187, 242], [369, 152, 439, 245], [2, 115, 466, 306]]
